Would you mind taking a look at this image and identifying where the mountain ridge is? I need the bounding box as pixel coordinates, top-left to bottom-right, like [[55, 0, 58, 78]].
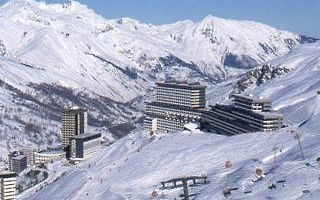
[[0, 0, 317, 161]]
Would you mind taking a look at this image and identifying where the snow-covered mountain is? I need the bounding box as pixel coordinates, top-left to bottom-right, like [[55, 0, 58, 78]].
[[0, 0, 316, 100], [0, 0, 318, 199], [20, 40, 320, 200], [0, 0, 318, 162]]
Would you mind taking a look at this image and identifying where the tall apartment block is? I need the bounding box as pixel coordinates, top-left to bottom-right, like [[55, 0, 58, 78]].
[[8, 152, 27, 174], [202, 94, 283, 135], [62, 108, 88, 151], [0, 171, 16, 200], [144, 81, 206, 133], [20, 148, 36, 167]]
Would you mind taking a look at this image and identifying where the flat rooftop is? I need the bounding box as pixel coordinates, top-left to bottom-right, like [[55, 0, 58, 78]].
[[72, 132, 101, 140], [232, 93, 271, 103], [37, 150, 65, 155], [63, 107, 87, 113], [0, 171, 16, 178], [156, 81, 206, 89], [12, 155, 26, 160]]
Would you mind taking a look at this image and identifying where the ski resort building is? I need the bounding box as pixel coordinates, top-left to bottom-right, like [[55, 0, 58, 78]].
[[144, 82, 283, 134], [61, 108, 88, 152], [201, 94, 283, 135], [0, 171, 16, 200], [34, 150, 66, 164], [19, 148, 37, 167], [70, 133, 101, 162], [8, 152, 27, 174], [155, 82, 206, 108], [144, 81, 206, 133]]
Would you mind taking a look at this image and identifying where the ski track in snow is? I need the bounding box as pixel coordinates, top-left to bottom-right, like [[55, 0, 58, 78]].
[[21, 130, 320, 200], [0, 1, 318, 199]]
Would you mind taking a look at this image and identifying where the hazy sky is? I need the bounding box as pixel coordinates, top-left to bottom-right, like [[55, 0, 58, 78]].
[[0, 0, 319, 38]]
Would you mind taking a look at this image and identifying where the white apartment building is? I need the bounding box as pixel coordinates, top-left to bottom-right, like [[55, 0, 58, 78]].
[[34, 151, 66, 164], [62, 108, 88, 150], [0, 171, 16, 200], [145, 81, 206, 133]]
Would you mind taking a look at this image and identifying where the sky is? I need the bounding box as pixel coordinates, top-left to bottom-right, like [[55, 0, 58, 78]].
[[0, 0, 319, 38]]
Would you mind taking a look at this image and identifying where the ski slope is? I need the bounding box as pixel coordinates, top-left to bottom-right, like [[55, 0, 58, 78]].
[[0, 0, 316, 165], [22, 129, 320, 200], [0, 1, 319, 199]]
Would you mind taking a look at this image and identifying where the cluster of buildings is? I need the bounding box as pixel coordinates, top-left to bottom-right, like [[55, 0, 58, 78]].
[[0, 80, 284, 199], [0, 107, 102, 199], [0, 148, 37, 200], [145, 81, 283, 135]]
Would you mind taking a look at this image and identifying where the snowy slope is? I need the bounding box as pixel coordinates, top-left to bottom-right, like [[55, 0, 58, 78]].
[[0, 1, 317, 198], [242, 41, 320, 133], [21, 129, 320, 200], [0, 0, 316, 157]]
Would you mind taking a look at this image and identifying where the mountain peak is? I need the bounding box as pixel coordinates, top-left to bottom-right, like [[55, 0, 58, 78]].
[[0, 0, 93, 16], [199, 15, 220, 25], [196, 15, 236, 35], [202, 14, 220, 21]]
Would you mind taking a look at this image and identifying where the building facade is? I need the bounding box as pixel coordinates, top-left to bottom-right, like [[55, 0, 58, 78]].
[[232, 94, 271, 112], [62, 108, 88, 150], [19, 148, 36, 167], [8, 152, 27, 174], [70, 133, 101, 162], [34, 151, 66, 164], [202, 94, 283, 135], [144, 81, 206, 133], [144, 81, 283, 135], [156, 82, 206, 108], [0, 172, 16, 200]]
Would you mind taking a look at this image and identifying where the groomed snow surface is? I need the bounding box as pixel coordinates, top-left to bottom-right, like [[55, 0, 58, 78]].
[[21, 129, 320, 200], [0, 1, 318, 199]]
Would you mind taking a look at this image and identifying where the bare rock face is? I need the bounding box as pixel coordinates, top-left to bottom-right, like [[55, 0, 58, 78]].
[[233, 64, 291, 93], [0, 40, 7, 56]]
